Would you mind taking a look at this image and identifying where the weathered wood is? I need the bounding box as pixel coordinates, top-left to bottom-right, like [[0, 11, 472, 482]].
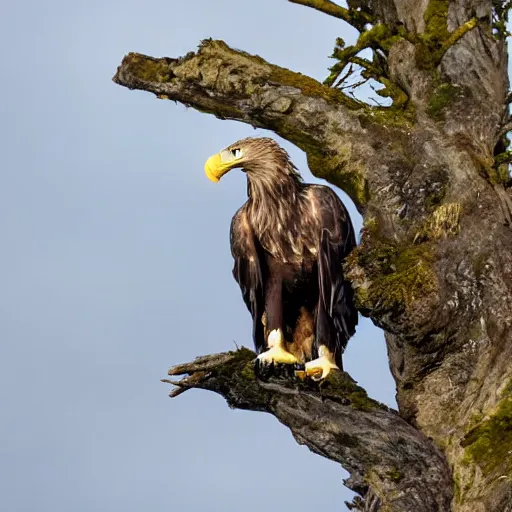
[[164, 348, 453, 511]]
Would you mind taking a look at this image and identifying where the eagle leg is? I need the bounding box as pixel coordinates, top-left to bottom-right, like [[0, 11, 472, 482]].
[[257, 329, 299, 364], [304, 345, 340, 381], [255, 329, 299, 380]]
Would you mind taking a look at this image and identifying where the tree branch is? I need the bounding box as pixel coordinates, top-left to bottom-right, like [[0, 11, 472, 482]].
[[112, 39, 363, 150], [326, 24, 392, 87], [433, 17, 478, 66], [112, 39, 407, 211], [163, 348, 453, 512], [288, 0, 371, 29]]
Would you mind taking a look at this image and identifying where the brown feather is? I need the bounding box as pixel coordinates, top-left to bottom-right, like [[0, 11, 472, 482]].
[[226, 137, 358, 366]]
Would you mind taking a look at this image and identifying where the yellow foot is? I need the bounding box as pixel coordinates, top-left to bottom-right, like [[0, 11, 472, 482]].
[[257, 344, 298, 365], [305, 356, 340, 381]]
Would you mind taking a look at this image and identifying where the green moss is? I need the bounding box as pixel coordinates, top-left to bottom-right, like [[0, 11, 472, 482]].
[[358, 103, 415, 131], [369, 246, 436, 310], [307, 151, 369, 209], [123, 53, 173, 83], [363, 216, 378, 233], [494, 151, 512, 168], [427, 82, 460, 120], [375, 78, 409, 107], [317, 370, 380, 411], [423, 0, 450, 46], [325, 23, 411, 107], [269, 67, 361, 109], [418, 2, 477, 68], [240, 362, 257, 381], [414, 0, 450, 68], [453, 471, 462, 503], [215, 348, 382, 412], [461, 379, 512, 476], [347, 240, 437, 313], [216, 347, 257, 377], [484, 154, 511, 185], [425, 184, 447, 210]]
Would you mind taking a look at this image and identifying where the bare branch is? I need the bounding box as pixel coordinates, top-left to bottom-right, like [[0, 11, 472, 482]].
[[334, 62, 355, 88], [288, 0, 370, 29], [164, 348, 453, 512]]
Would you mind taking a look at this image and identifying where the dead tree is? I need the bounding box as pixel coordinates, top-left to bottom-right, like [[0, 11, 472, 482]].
[[113, 1, 512, 510]]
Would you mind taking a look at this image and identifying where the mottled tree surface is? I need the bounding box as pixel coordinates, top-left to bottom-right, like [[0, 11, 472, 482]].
[[114, 1, 512, 511]]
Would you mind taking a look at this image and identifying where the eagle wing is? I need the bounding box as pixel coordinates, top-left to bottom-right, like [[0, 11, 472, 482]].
[[230, 207, 267, 353], [309, 185, 358, 366]]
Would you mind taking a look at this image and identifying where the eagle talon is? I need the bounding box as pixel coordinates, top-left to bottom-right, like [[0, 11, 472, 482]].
[[305, 355, 340, 381], [255, 343, 298, 381], [254, 357, 274, 381], [256, 344, 299, 366]]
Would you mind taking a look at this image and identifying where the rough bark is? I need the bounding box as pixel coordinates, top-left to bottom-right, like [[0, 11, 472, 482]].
[[163, 349, 453, 511], [114, 1, 512, 510]]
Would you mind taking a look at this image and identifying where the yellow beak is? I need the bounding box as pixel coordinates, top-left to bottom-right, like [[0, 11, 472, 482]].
[[204, 153, 232, 183]]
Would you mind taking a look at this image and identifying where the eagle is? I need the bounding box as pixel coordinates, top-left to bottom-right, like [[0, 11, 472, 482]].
[[204, 137, 358, 380]]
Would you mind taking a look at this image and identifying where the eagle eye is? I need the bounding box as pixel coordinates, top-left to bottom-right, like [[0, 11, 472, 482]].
[[231, 149, 242, 159]]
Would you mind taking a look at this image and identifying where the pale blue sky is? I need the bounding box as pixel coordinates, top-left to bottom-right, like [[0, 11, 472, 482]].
[[0, 1, 397, 511]]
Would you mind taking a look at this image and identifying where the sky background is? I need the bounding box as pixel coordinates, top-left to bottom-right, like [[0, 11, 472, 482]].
[[0, 1, 401, 510]]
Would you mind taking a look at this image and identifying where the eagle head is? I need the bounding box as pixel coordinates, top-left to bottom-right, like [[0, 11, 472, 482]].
[[204, 137, 299, 183]]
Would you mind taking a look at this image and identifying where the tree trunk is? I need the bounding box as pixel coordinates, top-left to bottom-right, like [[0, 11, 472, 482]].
[[113, 1, 512, 510]]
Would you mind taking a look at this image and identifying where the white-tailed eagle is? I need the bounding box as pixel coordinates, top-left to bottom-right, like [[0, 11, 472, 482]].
[[204, 137, 358, 380]]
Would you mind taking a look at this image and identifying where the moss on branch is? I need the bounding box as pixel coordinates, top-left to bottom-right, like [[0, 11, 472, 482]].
[[165, 347, 453, 510], [120, 53, 174, 84], [325, 24, 392, 86], [346, 233, 438, 315], [114, 40, 363, 113], [269, 66, 362, 109], [417, 0, 478, 68], [462, 379, 512, 477], [423, 0, 450, 47], [325, 23, 412, 107], [167, 347, 382, 411], [306, 149, 369, 208]]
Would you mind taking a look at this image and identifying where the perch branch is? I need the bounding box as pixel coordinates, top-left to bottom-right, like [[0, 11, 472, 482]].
[[163, 348, 453, 512]]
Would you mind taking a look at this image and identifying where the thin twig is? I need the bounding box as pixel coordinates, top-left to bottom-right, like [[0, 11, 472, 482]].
[[334, 63, 355, 88], [339, 77, 370, 91]]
